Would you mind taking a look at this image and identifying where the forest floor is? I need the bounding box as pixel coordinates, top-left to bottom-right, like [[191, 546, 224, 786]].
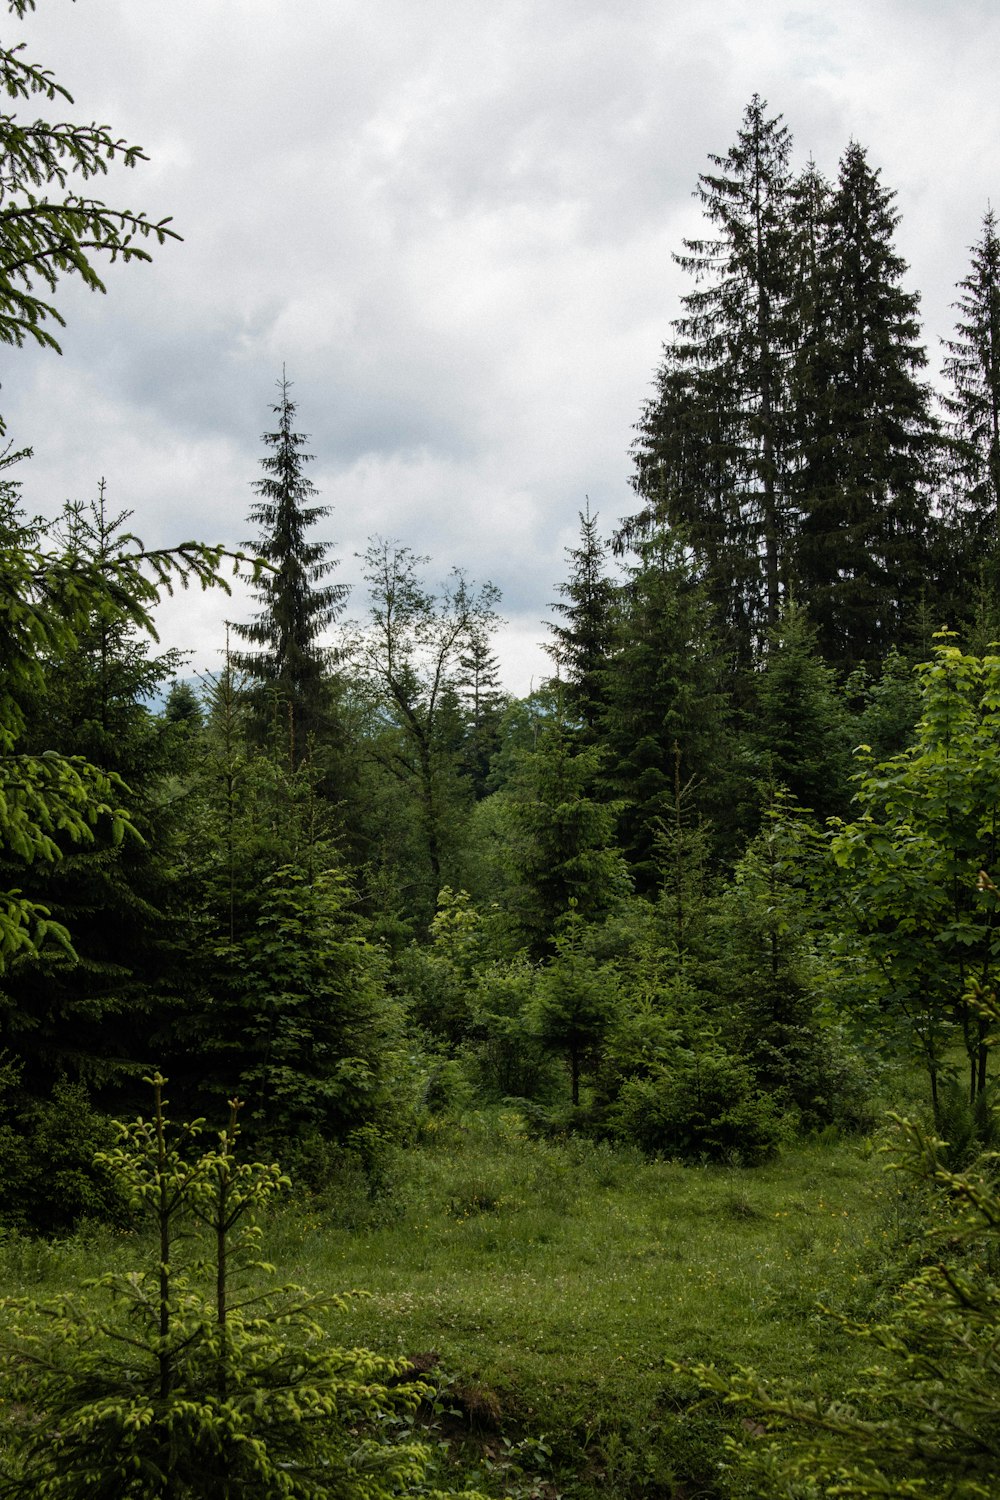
[[0, 1105, 920, 1499]]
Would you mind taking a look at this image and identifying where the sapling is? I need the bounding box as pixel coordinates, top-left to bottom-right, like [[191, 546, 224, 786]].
[[0, 1076, 481, 1499]]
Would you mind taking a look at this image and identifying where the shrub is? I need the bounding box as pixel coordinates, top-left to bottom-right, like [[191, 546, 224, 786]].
[[609, 1047, 788, 1164], [691, 1114, 1000, 1496], [0, 1075, 127, 1233]]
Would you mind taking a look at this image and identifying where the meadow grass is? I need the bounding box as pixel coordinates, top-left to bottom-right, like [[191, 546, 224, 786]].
[[0, 1112, 902, 1498], [265, 1113, 896, 1497]]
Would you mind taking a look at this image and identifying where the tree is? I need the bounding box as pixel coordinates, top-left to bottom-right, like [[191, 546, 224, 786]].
[[0, 0, 179, 406], [0, 487, 199, 1096], [0, 0, 248, 971], [500, 718, 630, 955], [793, 142, 937, 668], [350, 538, 502, 914], [453, 612, 507, 798], [747, 602, 853, 820], [601, 530, 732, 884], [544, 503, 618, 739], [232, 375, 346, 765], [829, 640, 1000, 1117], [0, 1079, 483, 1499], [942, 209, 1000, 551], [0, 463, 251, 969], [629, 96, 796, 660], [530, 909, 619, 1106]]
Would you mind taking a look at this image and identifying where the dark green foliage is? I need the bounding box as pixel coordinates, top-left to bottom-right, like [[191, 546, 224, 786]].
[[232, 375, 347, 763], [943, 209, 1000, 547], [0, 1074, 125, 1233], [0, 490, 198, 1099], [749, 604, 853, 819], [845, 648, 922, 762], [601, 532, 732, 881], [201, 862, 397, 1145], [544, 504, 618, 739], [529, 910, 620, 1106], [499, 720, 630, 955], [629, 96, 796, 659], [610, 1047, 786, 1164], [793, 142, 937, 668]]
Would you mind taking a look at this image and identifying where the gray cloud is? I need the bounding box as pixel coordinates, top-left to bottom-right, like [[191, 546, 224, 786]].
[[5, 0, 1000, 692]]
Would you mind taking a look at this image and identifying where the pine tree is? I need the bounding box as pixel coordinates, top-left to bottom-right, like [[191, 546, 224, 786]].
[[794, 143, 937, 668], [232, 374, 346, 765], [544, 503, 618, 740]]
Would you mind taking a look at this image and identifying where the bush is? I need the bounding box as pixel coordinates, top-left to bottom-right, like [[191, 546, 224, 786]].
[[609, 1047, 788, 1164], [0, 1076, 127, 1233]]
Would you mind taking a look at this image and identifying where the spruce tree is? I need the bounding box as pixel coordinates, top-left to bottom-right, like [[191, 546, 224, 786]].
[[454, 614, 507, 798], [630, 96, 796, 663], [793, 143, 937, 668], [602, 531, 732, 886], [232, 374, 346, 765], [544, 503, 618, 739], [942, 209, 1000, 551]]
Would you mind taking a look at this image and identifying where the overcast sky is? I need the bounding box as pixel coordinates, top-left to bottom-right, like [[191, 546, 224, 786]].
[[6, 0, 1000, 694]]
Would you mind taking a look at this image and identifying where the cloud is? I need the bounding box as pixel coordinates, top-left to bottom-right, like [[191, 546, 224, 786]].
[[6, 0, 1000, 694]]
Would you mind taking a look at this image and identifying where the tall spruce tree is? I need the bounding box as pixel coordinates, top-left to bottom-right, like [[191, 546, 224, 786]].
[[793, 143, 937, 668], [629, 96, 796, 664], [942, 209, 1000, 548], [232, 375, 346, 765]]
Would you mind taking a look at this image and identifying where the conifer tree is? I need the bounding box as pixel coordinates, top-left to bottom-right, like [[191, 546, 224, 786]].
[[794, 143, 937, 667], [748, 603, 852, 820], [232, 375, 346, 765], [630, 96, 796, 662], [601, 531, 732, 886], [454, 614, 507, 798], [544, 504, 618, 740], [942, 209, 1000, 547], [500, 720, 630, 956]]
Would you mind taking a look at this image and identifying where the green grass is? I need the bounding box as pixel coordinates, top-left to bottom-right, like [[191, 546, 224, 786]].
[[0, 1114, 900, 1498], [264, 1114, 895, 1497]]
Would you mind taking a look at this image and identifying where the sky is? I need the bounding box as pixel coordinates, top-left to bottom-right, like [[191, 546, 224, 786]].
[[5, 0, 1000, 696]]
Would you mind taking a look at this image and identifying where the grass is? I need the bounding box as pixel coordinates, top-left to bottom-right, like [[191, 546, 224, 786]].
[[263, 1113, 896, 1497], [0, 1111, 903, 1498]]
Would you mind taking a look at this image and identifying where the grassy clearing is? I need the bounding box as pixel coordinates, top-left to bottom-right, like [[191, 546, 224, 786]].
[[0, 1114, 900, 1498], [265, 1115, 894, 1497]]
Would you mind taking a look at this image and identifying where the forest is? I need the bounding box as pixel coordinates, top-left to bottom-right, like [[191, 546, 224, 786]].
[[2, 1, 1000, 1494]]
